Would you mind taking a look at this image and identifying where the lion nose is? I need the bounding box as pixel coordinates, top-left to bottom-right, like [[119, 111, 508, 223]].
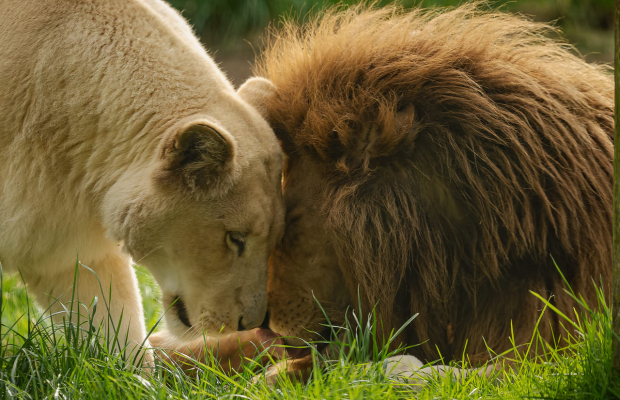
[[238, 311, 267, 331]]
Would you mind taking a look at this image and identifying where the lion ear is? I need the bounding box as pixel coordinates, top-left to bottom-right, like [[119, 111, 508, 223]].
[[394, 103, 416, 135], [157, 122, 236, 190], [237, 77, 276, 121], [341, 103, 417, 172], [237, 76, 295, 155], [366, 103, 416, 153]]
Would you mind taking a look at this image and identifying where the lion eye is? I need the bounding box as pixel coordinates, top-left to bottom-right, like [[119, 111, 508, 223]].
[[226, 231, 246, 256]]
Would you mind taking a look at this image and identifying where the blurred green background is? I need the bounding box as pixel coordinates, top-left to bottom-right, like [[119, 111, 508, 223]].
[[167, 0, 614, 86]]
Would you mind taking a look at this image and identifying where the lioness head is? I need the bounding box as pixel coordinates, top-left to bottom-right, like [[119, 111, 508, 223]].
[[102, 81, 284, 339]]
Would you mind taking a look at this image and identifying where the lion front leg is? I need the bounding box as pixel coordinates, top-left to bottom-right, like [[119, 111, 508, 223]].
[[150, 329, 285, 375], [252, 353, 314, 386], [28, 252, 151, 367]]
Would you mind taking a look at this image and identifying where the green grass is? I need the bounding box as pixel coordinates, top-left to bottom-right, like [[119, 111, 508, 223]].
[[1, 264, 619, 399]]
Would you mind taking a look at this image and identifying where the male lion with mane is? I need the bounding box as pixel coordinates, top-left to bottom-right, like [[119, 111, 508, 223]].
[[243, 3, 613, 379]]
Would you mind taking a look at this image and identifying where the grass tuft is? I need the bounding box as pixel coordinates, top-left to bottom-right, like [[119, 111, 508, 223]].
[[1, 263, 619, 399]]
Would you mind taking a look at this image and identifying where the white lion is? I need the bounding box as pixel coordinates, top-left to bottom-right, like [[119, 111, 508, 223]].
[[0, 0, 284, 363]]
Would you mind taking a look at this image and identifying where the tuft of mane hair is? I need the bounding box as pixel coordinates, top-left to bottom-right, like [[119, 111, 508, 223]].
[[256, 3, 613, 362]]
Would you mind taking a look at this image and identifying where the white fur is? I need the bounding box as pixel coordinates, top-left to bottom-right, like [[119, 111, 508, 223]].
[[0, 0, 284, 364], [383, 355, 498, 388]]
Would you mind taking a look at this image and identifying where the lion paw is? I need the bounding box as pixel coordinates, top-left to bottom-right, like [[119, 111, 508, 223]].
[[252, 354, 314, 386]]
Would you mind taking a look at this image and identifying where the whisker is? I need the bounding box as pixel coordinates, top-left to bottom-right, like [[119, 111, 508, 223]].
[[134, 245, 163, 264]]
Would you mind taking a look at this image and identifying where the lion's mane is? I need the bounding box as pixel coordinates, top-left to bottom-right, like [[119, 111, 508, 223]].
[[256, 4, 613, 362]]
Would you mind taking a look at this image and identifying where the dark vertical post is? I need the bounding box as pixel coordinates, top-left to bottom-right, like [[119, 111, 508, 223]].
[[613, 0, 620, 373]]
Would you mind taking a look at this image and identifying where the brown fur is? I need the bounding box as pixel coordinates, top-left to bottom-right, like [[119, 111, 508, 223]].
[[254, 4, 613, 363]]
